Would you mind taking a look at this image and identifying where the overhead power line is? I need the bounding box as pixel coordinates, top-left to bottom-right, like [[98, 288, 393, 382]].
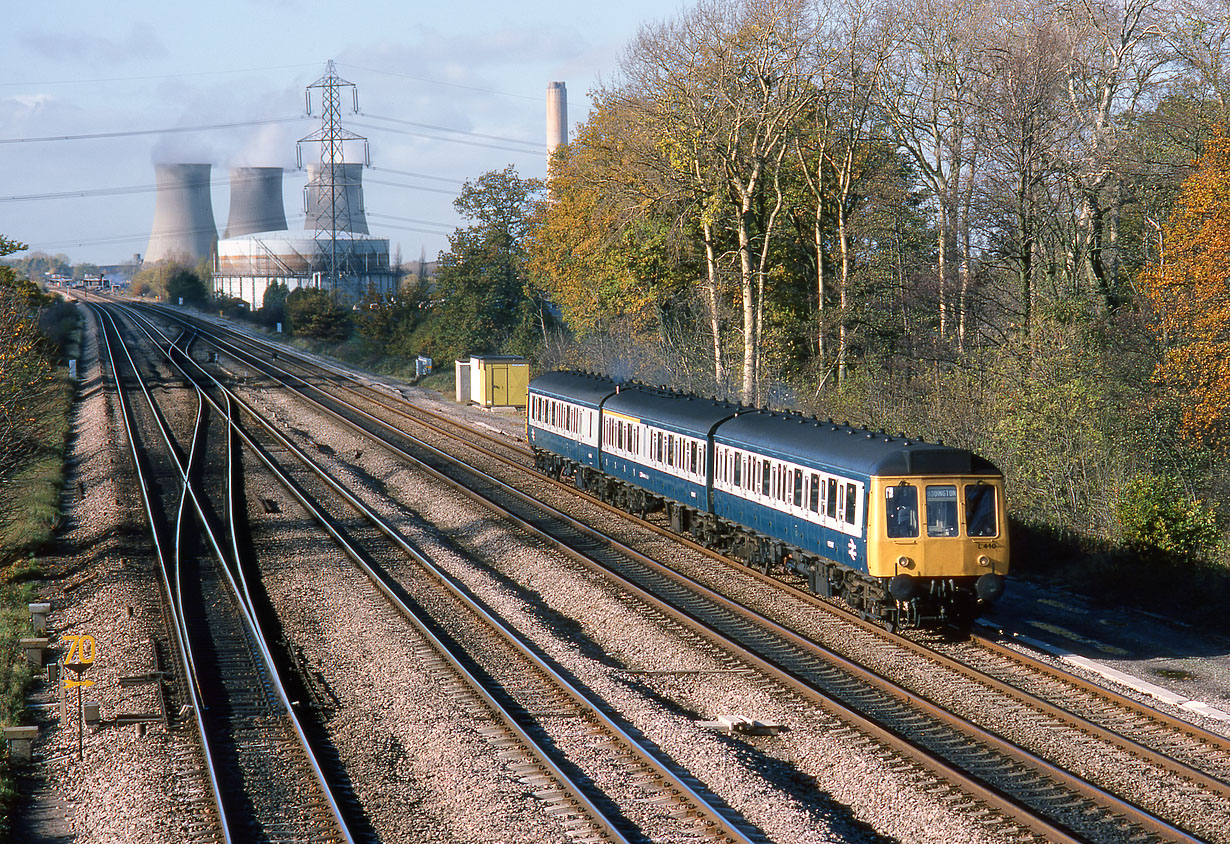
[[0, 116, 306, 145], [362, 113, 542, 150], [368, 166, 464, 185], [365, 176, 459, 196], [351, 120, 541, 156]]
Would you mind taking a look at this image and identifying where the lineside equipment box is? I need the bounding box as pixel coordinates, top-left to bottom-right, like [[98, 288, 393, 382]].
[[466, 355, 529, 409]]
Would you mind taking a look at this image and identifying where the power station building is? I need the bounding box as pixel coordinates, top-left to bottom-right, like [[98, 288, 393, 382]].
[[211, 163, 395, 309]]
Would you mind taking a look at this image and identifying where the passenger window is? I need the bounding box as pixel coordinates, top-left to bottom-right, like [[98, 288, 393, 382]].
[[827, 478, 838, 519], [885, 484, 919, 538], [846, 483, 857, 524], [926, 485, 959, 537], [762, 461, 771, 497], [793, 469, 804, 508], [965, 484, 998, 537], [809, 473, 820, 512], [733, 452, 742, 486]]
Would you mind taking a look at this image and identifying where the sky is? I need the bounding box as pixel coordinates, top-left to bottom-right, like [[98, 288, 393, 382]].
[[0, 0, 684, 268]]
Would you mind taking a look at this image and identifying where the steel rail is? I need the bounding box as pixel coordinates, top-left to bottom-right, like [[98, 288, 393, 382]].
[[114, 306, 360, 844], [158, 315, 1097, 843], [97, 303, 356, 844], [87, 304, 231, 842], [201, 311, 1230, 803], [182, 309, 1225, 842]]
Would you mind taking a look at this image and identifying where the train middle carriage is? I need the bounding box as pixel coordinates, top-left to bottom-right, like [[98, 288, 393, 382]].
[[598, 387, 740, 517]]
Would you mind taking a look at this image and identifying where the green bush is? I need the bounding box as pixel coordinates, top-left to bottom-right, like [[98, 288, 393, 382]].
[[1116, 474, 1222, 565], [285, 289, 352, 342]]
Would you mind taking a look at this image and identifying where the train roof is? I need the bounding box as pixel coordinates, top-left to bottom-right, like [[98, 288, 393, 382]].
[[528, 371, 619, 407], [715, 411, 1001, 478], [604, 387, 739, 435]]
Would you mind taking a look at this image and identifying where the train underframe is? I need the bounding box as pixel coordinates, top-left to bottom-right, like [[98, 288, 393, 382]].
[[536, 449, 986, 632]]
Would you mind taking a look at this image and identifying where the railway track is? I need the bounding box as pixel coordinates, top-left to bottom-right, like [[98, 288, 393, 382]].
[[131, 303, 1230, 843], [90, 302, 357, 844], [117, 301, 774, 842]]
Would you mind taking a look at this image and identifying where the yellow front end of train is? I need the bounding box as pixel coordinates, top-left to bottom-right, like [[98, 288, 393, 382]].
[[866, 475, 1009, 619]]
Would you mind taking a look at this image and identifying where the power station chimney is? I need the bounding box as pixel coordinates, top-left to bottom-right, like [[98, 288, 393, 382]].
[[224, 167, 288, 238], [303, 162, 368, 234], [546, 81, 567, 163], [145, 163, 218, 264]]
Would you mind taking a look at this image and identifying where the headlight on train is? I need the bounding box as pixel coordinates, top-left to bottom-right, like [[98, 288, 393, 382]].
[[897, 556, 913, 569], [978, 555, 991, 567]]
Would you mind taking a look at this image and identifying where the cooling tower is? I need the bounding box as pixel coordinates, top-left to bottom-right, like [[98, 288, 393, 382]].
[[224, 167, 288, 238], [547, 81, 568, 158], [303, 162, 368, 234], [145, 163, 218, 264]]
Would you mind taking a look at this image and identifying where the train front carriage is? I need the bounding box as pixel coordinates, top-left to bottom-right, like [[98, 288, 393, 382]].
[[866, 454, 1008, 627], [713, 413, 1008, 629]]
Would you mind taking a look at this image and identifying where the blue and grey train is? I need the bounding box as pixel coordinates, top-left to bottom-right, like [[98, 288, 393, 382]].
[[526, 371, 1008, 630]]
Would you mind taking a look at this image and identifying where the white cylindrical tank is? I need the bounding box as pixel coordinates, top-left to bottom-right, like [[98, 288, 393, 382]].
[[546, 81, 568, 160], [145, 163, 218, 264], [225, 167, 288, 238], [304, 162, 368, 234]]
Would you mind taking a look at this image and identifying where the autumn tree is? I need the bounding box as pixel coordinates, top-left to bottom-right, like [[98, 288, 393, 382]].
[[0, 235, 57, 482], [611, 0, 817, 399], [1138, 131, 1230, 448]]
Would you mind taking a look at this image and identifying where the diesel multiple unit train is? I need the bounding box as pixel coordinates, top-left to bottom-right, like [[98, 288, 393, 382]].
[[527, 371, 1008, 630]]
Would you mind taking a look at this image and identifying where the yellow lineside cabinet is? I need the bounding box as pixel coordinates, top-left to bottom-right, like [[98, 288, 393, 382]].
[[465, 355, 529, 408]]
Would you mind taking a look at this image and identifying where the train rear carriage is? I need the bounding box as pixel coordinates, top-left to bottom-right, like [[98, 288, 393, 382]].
[[712, 413, 1008, 628], [527, 371, 617, 477], [598, 389, 737, 523]]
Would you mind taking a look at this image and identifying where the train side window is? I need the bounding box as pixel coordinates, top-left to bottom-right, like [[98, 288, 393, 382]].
[[845, 482, 857, 524], [826, 478, 838, 519], [762, 461, 771, 497], [926, 485, 959, 537], [793, 469, 804, 508], [965, 484, 998, 537], [885, 484, 919, 538], [667, 434, 675, 467], [733, 452, 742, 486], [809, 473, 820, 512], [690, 442, 698, 475]]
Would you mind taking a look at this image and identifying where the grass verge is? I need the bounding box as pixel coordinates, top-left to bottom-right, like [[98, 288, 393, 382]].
[[0, 370, 73, 841]]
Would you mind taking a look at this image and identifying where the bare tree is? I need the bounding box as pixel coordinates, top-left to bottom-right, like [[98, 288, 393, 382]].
[[1060, 0, 1166, 308], [972, 7, 1073, 340], [877, 0, 995, 351], [815, 0, 895, 383]]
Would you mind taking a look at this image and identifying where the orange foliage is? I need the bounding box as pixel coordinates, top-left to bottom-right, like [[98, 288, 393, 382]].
[[1139, 133, 1230, 447]]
